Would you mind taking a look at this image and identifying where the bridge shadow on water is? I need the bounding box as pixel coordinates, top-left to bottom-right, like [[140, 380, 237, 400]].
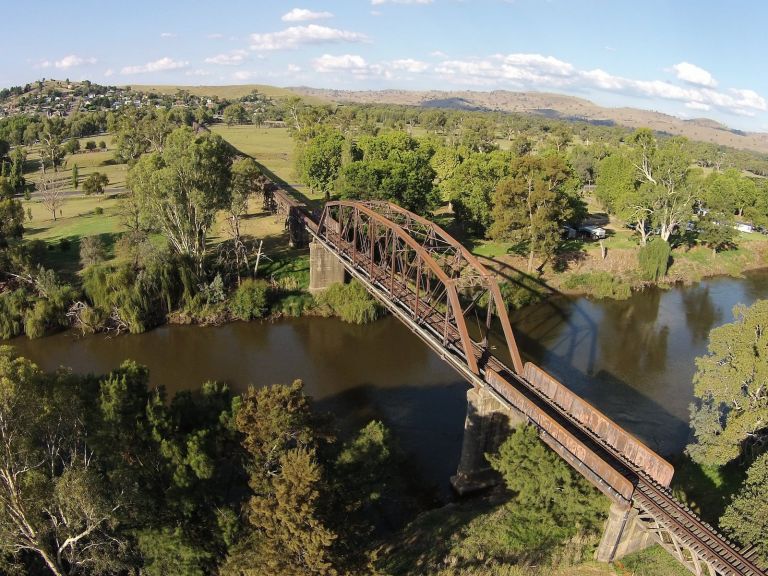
[[314, 380, 469, 503]]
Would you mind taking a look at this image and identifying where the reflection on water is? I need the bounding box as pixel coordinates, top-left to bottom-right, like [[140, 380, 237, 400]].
[[511, 270, 768, 454], [8, 269, 768, 484]]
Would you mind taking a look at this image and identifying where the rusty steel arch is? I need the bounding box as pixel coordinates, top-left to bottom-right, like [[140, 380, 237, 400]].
[[317, 200, 524, 377]]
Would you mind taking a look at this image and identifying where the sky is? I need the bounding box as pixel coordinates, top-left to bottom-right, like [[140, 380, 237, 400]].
[[3, 0, 768, 131]]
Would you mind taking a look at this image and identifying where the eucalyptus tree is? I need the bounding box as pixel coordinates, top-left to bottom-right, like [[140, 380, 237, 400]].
[[127, 127, 233, 272]]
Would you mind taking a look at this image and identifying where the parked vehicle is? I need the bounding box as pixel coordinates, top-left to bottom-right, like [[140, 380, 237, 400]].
[[578, 225, 606, 240]]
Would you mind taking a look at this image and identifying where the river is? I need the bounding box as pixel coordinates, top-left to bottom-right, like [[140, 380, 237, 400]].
[[9, 270, 768, 492]]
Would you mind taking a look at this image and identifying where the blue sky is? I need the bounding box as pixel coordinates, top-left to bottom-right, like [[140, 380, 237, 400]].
[[3, 0, 768, 130]]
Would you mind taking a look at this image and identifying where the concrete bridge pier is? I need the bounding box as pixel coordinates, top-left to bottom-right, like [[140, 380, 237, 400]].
[[595, 502, 654, 563], [308, 239, 346, 293], [451, 386, 525, 495]]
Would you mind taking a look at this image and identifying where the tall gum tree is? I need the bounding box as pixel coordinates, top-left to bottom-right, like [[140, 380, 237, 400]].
[[127, 127, 233, 273], [490, 153, 581, 273]]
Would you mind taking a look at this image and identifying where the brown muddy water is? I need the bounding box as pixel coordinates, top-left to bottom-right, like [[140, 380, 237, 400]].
[[10, 270, 768, 492]]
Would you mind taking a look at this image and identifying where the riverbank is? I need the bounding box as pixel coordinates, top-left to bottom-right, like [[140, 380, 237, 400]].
[[475, 226, 768, 301]]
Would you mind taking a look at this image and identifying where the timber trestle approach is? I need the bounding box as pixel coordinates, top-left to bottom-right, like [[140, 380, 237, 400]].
[[271, 196, 764, 576]]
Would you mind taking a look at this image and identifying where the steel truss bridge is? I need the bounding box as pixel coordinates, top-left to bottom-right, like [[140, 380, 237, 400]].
[[270, 190, 764, 576]]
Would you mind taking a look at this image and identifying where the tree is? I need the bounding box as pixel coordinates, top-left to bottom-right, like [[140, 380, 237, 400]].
[[337, 132, 438, 216], [64, 137, 80, 155], [687, 300, 768, 466], [485, 425, 607, 558], [84, 140, 97, 152], [127, 127, 233, 272], [0, 199, 24, 247], [228, 158, 261, 278], [697, 211, 736, 255], [490, 153, 582, 272], [8, 147, 26, 193], [631, 130, 694, 243], [296, 126, 344, 201], [223, 103, 250, 126], [39, 175, 64, 221], [224, 381, 339, 575], [238, 448, 338, 576], [0, 348, 126, 576], [83, 172, 109, 195], [79, 235, 106, 268], [71, 163, 79, 189], [442, 149, 512, 235], [39, 117, 65, 173], [637, 238, 671, 281], [719, 452, 768, 568]]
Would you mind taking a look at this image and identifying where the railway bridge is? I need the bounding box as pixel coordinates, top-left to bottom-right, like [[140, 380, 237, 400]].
[[266, 188, 765, 576]]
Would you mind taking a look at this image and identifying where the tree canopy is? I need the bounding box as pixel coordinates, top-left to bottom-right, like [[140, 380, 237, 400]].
[[688, 300, 768, 467], [127, 127, 234, 271]]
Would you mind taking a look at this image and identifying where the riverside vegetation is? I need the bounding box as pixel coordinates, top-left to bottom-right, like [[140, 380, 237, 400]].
[[1, 80, 767, 574]]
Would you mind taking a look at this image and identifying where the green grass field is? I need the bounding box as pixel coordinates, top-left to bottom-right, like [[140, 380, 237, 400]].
[[210, 125, 323, 207]]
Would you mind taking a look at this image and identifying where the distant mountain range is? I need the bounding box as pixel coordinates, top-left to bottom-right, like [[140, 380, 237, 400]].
[[291, 87, 768, 155]]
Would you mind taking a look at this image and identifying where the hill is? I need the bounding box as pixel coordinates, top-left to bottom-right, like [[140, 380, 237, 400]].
[[291, 87, 768, 154], [129, 83, 326, 103]]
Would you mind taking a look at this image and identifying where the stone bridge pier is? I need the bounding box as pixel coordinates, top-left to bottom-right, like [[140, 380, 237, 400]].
[[308, 239, 346, 293], [451, 385, 653, 563]]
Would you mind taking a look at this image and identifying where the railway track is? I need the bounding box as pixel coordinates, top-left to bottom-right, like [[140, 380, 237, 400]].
[[315, 227, 766, 576]]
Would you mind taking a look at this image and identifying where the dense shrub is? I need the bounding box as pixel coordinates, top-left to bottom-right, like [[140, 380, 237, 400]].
[[0, 289, 26, 339], [82, 256, 196, 333], [638, 238, 671, 281], [23, 299, 55, 339], [314, 281, 381, 324], [229, 279, 269, 321]]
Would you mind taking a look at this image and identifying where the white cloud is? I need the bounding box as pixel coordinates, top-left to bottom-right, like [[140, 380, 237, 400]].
[[160, 32, 177, 38], [430, 50, 447, 58], [287, 63, 302, 73], [371, 0, 433, 4], [250, 24, 367, 50], [435, 53, 574, 87], [38, 54, 97, 69], [432, 52, 766, 117], [389, 58, 429, 73], [313, 54, 429, 79], [120, 57, 188, 75], [186, 69, 211, 77], [204, 49, 248, 66], [104, 68, 114, 77], [686, 101, 711, 111], [282, 8, 333, 22], [672, 62, 717, 87], [232, 70, 255, 81], [314, 53, 369, 73]]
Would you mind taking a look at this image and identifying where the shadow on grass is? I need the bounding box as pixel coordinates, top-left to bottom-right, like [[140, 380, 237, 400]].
[[39, 231, 122, 283], [669, 453, 747, 525]]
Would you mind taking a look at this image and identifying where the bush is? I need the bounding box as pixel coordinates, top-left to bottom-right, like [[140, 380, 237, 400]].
[[58, 237, 71, 251], [313, 280, 381, 324], [229, 279, 269, 321], [94, 206, 104, 215], [80, 236, 106, 268], [562, 271, 631, 299], [0, 289, 27, 339], [638, 238, 671, 281], [23, 299, 54, 339]]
